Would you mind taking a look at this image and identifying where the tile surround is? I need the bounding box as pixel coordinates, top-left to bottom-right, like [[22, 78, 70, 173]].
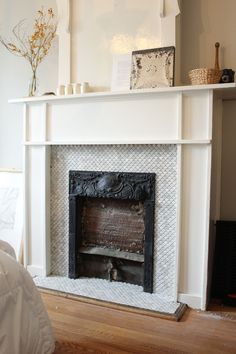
[[50, 144, 177, 300]]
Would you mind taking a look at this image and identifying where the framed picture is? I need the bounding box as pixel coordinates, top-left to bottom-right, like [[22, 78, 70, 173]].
[[130, 46, 175, 89]]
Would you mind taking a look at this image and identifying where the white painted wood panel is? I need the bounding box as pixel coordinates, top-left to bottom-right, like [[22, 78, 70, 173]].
[[27, 146, 49, 276], [56, 0, 71, 84], [179, 144, 211, 301], [27, 104, 46, 142], [47, 94, 179, 142], [182, 91, 210, 140]]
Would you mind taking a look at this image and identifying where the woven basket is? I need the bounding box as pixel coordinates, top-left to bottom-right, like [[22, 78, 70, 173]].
[[189, 68, 222, 85]]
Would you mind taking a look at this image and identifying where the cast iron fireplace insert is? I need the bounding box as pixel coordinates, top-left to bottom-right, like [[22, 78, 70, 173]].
[[69, 170, 155, 293]]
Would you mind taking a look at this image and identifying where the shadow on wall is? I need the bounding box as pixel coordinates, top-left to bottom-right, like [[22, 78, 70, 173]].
[[181, 0, 204, 84]]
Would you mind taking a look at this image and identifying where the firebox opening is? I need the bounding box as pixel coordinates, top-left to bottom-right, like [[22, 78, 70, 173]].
[[69, 171, 155, 293], [78, 197, 145, 286]]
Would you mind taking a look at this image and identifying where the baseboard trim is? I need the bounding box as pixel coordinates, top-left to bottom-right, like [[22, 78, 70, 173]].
[[178, 293, 202, 309], [27, 265, 45, 277]]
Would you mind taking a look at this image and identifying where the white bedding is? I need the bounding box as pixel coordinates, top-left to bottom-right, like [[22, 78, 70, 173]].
[[0, 245, 55, 354]]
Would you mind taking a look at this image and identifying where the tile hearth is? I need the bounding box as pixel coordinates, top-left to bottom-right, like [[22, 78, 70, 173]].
[[34, 276, 182, 315]]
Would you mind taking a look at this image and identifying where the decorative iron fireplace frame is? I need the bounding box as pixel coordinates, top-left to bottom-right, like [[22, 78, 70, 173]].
[[69, 170, 155, 293]]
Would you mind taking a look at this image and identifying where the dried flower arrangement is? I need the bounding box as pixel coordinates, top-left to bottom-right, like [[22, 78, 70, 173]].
[[0, 7, 57, 96]]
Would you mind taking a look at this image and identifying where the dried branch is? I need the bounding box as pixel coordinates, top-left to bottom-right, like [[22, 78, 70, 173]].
[[0, 7, 57, 72]]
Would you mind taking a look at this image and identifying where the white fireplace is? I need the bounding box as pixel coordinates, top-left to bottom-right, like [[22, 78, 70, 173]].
[[10, 83, 236, 310]]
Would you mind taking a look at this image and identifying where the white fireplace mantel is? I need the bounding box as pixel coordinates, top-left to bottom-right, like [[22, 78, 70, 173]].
[[10, 83, 236, 310], [9, 83, 236, 145]]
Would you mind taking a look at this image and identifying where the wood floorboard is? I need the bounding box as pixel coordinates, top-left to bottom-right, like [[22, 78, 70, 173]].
[[41, 292, 236, 354]]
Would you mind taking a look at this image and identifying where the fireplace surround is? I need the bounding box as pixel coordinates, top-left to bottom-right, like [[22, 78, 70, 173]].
[[10, 83, 236, 310], [50, 144, 177, 300]]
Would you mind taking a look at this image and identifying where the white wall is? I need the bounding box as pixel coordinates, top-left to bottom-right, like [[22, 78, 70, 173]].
[[71, 0, 179, 91], [181, 0, 236, 85], [0, 0, 58, 169], [181, 0, 236, 220]]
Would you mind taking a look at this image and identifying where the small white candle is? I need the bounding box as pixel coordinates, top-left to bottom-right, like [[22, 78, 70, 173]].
[[81, 82, 90, 93], [72, 83, 81, 94], [56, 85, 65, 95], [65, 83, 73, 95]]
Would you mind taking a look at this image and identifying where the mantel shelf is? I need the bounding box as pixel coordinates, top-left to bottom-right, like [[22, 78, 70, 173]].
[[9, 83, 236, 104], [23, 139, 211, 146]]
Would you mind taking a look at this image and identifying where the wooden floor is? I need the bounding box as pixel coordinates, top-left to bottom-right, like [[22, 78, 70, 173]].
[[41, 292, 236, 354]]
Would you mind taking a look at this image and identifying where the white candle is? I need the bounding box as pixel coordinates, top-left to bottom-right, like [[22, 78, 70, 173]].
[[65, 83, 73, 95], [72, 83, 81, 94], [81, 82, 90, 93], [56, 85, 65, 95]]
